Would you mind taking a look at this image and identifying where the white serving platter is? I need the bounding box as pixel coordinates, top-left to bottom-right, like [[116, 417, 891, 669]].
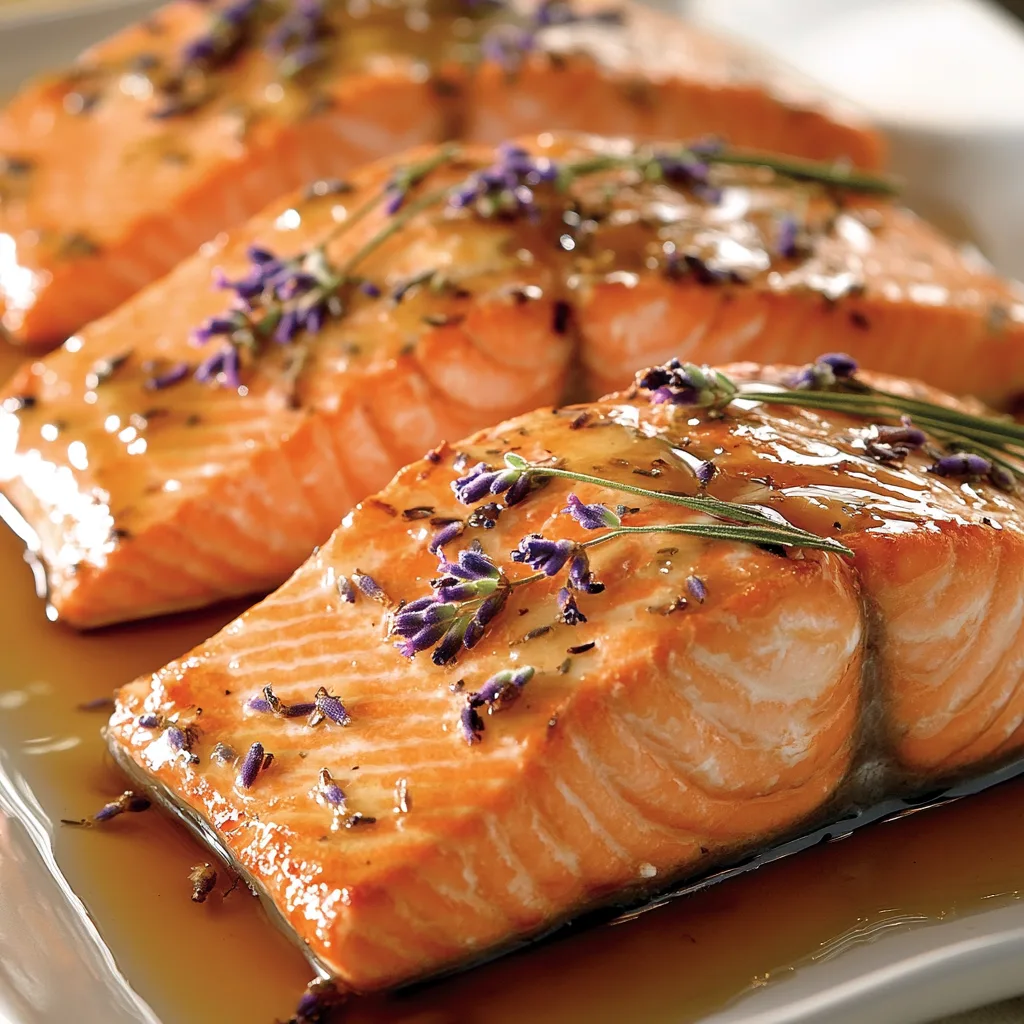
[[2, 3, 1024, 1023]]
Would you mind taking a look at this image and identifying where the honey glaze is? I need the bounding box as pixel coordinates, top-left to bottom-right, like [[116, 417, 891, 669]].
[[2, 333, 1024, 1023]]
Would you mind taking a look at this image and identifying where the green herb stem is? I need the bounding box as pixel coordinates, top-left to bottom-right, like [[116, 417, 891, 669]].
[[504, 454, 837, 543], [580, 523, 853, 557]]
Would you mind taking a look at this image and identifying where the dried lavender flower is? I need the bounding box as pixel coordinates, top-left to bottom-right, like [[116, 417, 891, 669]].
[[311, 686, 350, 727], [686, 575, 707, 603], [93, 790, 151, 823], [236, 742, 265, 790], [696, 460, 716, 486], [929, 453, 993, 478], [428, 520, 465, 554], [469, 666, 534, 711], [336, 574, 356, 603], [459, 705, 484, 744], [558, 587, 586, 625], [352, 570, 388, 603]]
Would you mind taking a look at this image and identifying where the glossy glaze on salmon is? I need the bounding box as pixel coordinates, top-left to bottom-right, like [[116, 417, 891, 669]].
[[0, 0, 883, 348], [2, 133, 1021, 629], [105, 360, 1024, 994]]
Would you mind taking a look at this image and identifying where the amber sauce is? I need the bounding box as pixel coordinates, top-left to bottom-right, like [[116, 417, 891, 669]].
[[0, 334, 1022, 1024]]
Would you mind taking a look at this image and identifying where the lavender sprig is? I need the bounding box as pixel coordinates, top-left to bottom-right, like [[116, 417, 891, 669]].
[[245, 683, 316, 718], [500, 452, 851, 553], [390, 548, 511, 665], [728, 354, 1024, 490]]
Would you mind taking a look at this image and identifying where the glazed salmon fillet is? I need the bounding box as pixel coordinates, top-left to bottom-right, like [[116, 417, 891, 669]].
[[2, 133, 1022, 629], [106, 359, 1024, 993], [0, 0, 883, 348]]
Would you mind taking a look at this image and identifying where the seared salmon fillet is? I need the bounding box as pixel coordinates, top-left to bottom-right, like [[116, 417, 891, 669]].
[[0, 0, 883, 349], [106, 358, 1024, 993], [2, 133, 1021, 628]]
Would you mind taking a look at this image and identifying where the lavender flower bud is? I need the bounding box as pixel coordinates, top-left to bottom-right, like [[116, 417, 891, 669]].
[[145, 362, 190, 391], [459, 705, 484, 744], [686, 575, 707, 603], [429, 520, 465, 554], [469, 666, 534, 710], [568, 549, 604, 594], [313, 686, 350, 726], [561, 493, 620, 530], [558, 587, 586, 625], [636, 358, 737, 409], [93, 790, 151, 822], [696, 460, 716, 486], [352, 571, 387, 603], [236, 742, 265, 790], [929, 453, 993, 478], [511, 535, 574, 575], [317, 768, 345, 808], [876, 422, 927, 448], [791, 352, 859, 390]]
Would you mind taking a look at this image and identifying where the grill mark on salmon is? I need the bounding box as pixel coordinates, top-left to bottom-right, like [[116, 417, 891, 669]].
[[1, 133, 1021, 627]]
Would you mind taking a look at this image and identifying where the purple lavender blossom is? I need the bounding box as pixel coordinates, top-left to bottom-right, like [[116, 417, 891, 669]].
[[479, 25, 536, 75], [317, 767, 345, 808], [459, 705, 484, 744], [352, 571, 387, 603], [686, 575, 707, 603], [449, 142, 558, 221], [561, 493, 620, 530], [313, 686, 350, 727], [429, 520, 465, 554], [194, 343, 241, 390], [236, 742, 265, 790], [145, 362, 190, 391], [568, 549, 604, 594], [790, 353, 859, 390], [391, 549, 510, 664], [876, 420, 927, 447], [93, 791, 151, 822], [929, 453, 993, 478], [469, 666, 534, 710], [696, 460, 716, 486], [776, 214, 801, 258], [512, 534, 574, 576], [558, 587, 586, 625], [452, 460, 531, 504], [636, 358, 736, 409]]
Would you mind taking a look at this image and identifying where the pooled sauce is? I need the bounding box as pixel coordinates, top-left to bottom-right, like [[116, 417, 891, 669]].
[[3, 333, 1024, 1024]]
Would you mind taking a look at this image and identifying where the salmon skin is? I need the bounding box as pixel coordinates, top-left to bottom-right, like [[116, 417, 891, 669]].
[[106, 359, 1024, 994], [1, 132, 1021, 629], [0, 0, 884, 348]]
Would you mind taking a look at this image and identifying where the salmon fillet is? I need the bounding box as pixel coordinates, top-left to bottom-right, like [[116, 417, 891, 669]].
[[0, 0, 884, 348], [106, 359, 1024, 994], [2, 133, 1021, 629]]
